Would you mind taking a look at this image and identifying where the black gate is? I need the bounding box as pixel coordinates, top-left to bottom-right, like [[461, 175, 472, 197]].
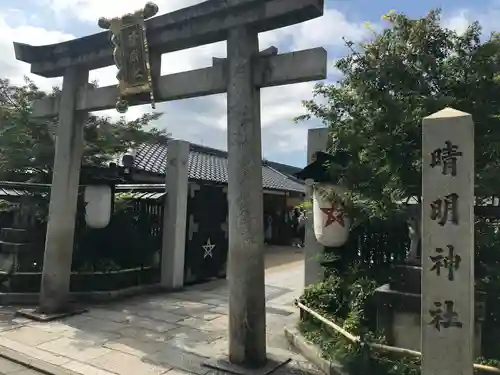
[[184, 182, 228, 284]]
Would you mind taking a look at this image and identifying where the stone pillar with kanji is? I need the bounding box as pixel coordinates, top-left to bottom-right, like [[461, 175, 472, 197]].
[[421, 108, 474, 375]]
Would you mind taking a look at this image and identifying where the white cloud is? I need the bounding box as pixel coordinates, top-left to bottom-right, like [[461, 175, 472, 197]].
[[443, 10, 471, 34], [47, 0, 200, 23], [1, 0, 366, 165], [443, 1, 500, 35], [0, 13, 71, 90], [288, 9, 370, 50]]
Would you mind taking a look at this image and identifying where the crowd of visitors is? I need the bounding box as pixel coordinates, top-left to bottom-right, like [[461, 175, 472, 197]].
[[263, 206, 306, 247]]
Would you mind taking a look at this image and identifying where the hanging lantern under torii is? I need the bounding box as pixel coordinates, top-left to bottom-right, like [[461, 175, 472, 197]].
[[84, 185, 112, 229], [312, 183, 350, 247], [295, 150, 351, 247]]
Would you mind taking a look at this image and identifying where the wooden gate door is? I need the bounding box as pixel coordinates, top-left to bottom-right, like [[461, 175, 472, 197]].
[[184, 182, 228, 284]]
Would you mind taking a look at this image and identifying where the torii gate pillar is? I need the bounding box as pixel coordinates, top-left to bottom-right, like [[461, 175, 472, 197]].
[[226, 27, 266, 366]]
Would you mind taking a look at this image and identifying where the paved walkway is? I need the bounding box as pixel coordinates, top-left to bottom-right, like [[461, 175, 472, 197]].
[[0, 356, 44, 374], [0, 246, 320, 375]]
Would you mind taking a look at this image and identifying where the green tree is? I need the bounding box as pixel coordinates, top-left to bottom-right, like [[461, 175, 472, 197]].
[[297, 9, 500, 256], [296, 10, 500, 368], [0, 77, 170, 181]]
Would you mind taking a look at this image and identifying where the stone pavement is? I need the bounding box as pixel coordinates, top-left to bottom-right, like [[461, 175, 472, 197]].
[[0, 247, 321, 375], [0, 356, 44, 374]]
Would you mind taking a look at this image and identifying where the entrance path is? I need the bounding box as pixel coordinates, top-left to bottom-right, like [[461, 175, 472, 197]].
[[0, 356, 44, 374], [0, 246, 321, 375]]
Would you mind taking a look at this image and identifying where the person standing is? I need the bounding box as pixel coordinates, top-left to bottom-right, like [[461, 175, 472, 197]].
[[264, 214, 273, 243], [292, 207, 305, 248], [283, 208, 293, 245], [290, 208, 299, 246], [297, 208, 306, 248]]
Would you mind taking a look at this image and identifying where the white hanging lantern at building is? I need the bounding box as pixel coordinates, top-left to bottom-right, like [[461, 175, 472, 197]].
[[84, 185, 112, 229], [312, 183, 350, 247]]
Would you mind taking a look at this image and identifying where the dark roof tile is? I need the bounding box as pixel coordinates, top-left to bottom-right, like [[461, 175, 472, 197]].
[[133, 143, 304, 193]]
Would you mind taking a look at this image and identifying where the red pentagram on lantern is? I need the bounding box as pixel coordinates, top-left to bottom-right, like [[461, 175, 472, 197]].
[[320, 206, 345, 227]]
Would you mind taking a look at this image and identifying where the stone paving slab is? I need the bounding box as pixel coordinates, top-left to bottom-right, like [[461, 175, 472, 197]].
[[0, 248, 316, 375], [0, 356, 45, 374]]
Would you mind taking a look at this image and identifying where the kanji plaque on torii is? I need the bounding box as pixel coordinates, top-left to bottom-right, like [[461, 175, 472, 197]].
[[12, 0, 327, 373], [98, 2, 158, 113]]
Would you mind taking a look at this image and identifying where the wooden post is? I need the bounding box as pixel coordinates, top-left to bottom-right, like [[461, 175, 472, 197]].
[[39, 67, 89, 314], [226, 26, 267, 367], [421, 108, 474, 375]]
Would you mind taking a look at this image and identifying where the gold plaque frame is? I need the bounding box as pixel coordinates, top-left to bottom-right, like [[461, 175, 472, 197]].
[[98, 2, 159, 113]]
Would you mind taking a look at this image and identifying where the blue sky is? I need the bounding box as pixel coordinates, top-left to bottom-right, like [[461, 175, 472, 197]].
[[0, 0, 497, 167]]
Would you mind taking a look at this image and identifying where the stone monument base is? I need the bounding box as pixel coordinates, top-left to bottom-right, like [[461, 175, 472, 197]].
[[373, 264, 485, 357]]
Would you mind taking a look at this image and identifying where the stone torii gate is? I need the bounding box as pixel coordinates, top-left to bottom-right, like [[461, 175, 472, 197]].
[[13, 0, 326, 371]]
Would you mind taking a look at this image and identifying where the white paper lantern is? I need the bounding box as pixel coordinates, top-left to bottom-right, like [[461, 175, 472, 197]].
[[84, 185, 112, 229], [312, 183, 350, 247]]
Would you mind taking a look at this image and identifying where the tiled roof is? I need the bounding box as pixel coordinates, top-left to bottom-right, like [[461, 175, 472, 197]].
[[133, 143, 305, 193], [263, 160, 302, 177]]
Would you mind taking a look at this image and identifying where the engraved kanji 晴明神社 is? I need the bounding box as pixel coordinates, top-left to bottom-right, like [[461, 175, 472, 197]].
[[430, 245, 462, 281], [430, 193, 459, 226], [429, 300, 463, 331], [430, 141, 463, 177]]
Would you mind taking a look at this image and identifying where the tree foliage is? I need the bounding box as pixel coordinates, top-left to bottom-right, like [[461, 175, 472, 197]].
[[298, 9, 500, 220], [297, 10, 500, 371], [0, 77, 170, 181]]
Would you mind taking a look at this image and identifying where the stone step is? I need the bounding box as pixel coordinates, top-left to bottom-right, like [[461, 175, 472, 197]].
[[0, 228, 30, 243], [389, 264, 421, 294]]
